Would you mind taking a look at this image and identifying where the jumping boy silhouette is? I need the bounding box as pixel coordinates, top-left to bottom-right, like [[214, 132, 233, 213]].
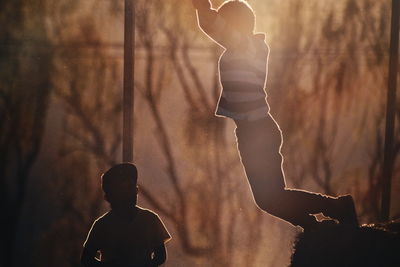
[[192, 0, 358, 229], [81, 163, 171, 267]]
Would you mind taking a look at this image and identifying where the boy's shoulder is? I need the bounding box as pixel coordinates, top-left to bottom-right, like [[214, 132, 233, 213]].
[[135, 206, 168, 229], [92, 211, 112, 226], [93, 207, 161, 228], [136, 206, 171, 241], [253, 33, 269, 50], [136, 206, 160, 220]]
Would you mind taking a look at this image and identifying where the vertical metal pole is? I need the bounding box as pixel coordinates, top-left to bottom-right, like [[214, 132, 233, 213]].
[[123, 0, 135, 162], [380, 0, 399, 222]]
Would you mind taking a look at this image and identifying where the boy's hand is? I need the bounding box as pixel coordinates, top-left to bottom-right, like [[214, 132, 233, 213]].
[[192, 0, 211, 10]]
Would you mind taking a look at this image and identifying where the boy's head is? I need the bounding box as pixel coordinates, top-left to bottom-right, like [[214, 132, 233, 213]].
[[218, 0, 255, 35], [102, 163, 138, 207]]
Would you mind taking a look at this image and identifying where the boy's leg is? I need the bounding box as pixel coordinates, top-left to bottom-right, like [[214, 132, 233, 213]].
[[235, 115, 358, 228]]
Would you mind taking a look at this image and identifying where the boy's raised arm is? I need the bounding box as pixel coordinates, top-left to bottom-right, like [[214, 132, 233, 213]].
[[192, 0, 228, 47]]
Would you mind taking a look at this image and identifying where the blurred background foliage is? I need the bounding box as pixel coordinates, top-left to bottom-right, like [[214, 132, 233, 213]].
[[1, 0, 399, 266]]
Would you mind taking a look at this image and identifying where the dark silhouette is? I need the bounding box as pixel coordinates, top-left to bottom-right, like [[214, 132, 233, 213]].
[[192, 0, 358, 230], [291, 220, 400, 267], [81, 163, 171, 267]]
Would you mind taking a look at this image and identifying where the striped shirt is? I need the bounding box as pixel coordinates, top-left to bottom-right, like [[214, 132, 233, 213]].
[[210, 18, 270, 121]]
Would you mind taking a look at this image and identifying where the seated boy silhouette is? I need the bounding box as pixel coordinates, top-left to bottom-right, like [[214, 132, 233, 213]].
[[81, 163, 171, 267], [192, 0, 358, 230]]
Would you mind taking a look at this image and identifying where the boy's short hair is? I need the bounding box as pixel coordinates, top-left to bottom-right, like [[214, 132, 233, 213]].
[[218, 0, 255, 34], [101, 163, 138, 194]]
